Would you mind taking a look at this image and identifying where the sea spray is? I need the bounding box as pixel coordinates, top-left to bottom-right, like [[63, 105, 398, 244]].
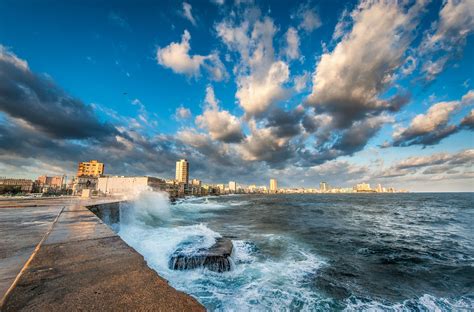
[[120, 189, 171, 226]]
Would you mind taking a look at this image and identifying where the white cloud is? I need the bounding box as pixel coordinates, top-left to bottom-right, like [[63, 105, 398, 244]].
[[392, 89, 474, 146], [156, 30, 204, 77], [400, 102, 459, 135], [283, 27, 300, 60], [306, 0, 423, 128], [296, 3, 322, 33], [156, 30, 227, 81], [420, 0, 474, 80], [0, 45, 28, 70], [175, 106, 192, 120], [294, 71, 309, 92], [332, 9, 350, 41], [236, 60, 289, 116], [182, 2, 197, 26], [216, 16, 290, 116], [195, 86, 244, 143]]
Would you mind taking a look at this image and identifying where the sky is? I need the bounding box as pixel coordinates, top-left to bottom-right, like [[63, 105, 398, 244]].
[[0, 0, 473, 192]]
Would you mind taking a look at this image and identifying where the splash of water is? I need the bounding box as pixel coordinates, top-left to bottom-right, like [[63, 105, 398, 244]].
[[120, 189, 171, 226]]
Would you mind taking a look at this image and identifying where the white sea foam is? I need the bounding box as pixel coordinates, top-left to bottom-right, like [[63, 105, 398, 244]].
[[117, 190, 328, 311], [343, 294, 474, 311], [118, 190, 171, 229]]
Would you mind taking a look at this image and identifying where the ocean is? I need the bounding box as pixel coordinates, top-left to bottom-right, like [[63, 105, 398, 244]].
[[111, 192, 474, 311]]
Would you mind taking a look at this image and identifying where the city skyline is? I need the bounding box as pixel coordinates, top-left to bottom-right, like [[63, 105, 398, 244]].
[[1, 0, 473, 192]]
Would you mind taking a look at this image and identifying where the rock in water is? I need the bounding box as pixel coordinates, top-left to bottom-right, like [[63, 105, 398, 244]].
[[169, 237, 233, 272]]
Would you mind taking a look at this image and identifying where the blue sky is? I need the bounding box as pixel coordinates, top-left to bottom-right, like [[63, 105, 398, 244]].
[[0, 0, 473, 191]]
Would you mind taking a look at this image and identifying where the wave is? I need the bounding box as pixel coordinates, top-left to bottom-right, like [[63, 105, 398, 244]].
[[343, 294, 474, 311]]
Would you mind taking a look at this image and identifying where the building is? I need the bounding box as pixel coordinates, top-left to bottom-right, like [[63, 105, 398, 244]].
[[0, 178, 34, 194], [229, 181, 237, 193], [72, 176, 98, 195], [269, 179, 278, 193], [97, 176, 166, 196], [77, 160, 104, 177], [191, 179, 201, 187], [175, 159, 189, 185], [354, 183, 372, 192], [376, 184, 383, 193], [320, 182, 328, 192], [36, 175, 65, 193]]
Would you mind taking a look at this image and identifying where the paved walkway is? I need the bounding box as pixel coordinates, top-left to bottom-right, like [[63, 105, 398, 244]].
[[0, 197, 204, 311]]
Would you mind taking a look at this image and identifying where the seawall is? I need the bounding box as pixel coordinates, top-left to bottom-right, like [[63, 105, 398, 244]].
[[0, 197, 204, 311]]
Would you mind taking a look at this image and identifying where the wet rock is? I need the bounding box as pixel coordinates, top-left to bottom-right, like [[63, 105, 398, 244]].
[[169, 237, 233, 272]]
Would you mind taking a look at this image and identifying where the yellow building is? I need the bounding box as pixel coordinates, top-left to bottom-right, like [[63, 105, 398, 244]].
[[269, 178, 278, 193], [77, 160, 104, 177], [175, 159, 189, 184]]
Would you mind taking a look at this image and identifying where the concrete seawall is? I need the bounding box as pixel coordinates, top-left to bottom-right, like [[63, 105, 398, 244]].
[[0, 197, 204, 311]]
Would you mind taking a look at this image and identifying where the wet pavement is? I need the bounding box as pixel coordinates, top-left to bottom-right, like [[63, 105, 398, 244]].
[[0, 197, 204, 311]]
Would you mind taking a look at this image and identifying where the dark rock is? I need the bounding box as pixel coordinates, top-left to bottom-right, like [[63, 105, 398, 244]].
[[169, 237, 234, 272]]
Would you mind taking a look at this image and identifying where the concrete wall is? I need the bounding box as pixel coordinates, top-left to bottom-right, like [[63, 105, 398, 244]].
[[97, 176, 150, 195]]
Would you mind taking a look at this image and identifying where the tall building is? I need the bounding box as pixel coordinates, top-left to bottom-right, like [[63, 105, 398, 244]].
[[320, 181, 328, 192], [77, 160, 104, 177], [376, 183, 383, 193], [269, 178, 278, 192], [175, 159, 189, 184], [229, 181, 237, 193]]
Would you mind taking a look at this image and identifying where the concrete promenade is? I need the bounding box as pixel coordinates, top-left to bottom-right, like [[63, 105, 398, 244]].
[[0, 197, 204, 311]]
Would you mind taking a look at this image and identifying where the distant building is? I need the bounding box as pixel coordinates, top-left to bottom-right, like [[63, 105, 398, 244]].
[[320, 182, 328, 192], [97, 176, 166, 196], [229, 181, 237, 193], [376, 184, 383, 193], [36, 175, 65, 193], [0, 178, 34, 194], [216, 184, 225, 192], [77, 160, 104, 177], [175, 159, 189, 185], [72, 176, 98, 195], [269, 179, 278, 193], [191, 179, 201, 187], [355, 183, 372, 192]]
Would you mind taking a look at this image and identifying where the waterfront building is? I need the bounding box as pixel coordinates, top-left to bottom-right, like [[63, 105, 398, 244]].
[[97, 176, 166, 196], [72, 176, 98, 196], [0, 178, 34, 194], [216, 184, 225, 192], [175, 159, 189, 185], [269, 179, 278, 193], [355, 183, 372, 192], [77, 160, 104, 177], [320, 181, 328, 192], [376, 184, 383, 193], [229, 181, 237, 193], [36, 175, 66, 193], [191, 179, 201, 187]]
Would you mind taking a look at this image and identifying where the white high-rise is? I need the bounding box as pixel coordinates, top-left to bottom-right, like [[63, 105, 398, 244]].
[[175, 159, 189, 184], [229, 181, 237, 193], [269, 178, 278, 192]]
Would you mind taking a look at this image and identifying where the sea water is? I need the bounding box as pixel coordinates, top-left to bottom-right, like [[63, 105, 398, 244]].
[[114, 192, 474, 311]]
